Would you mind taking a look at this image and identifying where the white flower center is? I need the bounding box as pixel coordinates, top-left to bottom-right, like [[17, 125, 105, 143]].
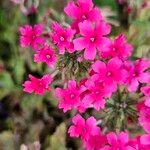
[[107, 71, 112, 76], [46, 54, 51, 59], [60, 36, 65, 41], [90, 37, 95, 42]]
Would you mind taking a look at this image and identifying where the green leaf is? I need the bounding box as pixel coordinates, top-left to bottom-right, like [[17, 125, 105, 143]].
[[45, 123, 67, 150]]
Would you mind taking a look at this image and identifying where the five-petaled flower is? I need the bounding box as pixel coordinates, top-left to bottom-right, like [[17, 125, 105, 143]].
[[68, 114, 100, 141], [23, 74, 52, 95], [73, 20, 111, 60], [51, 22, 76, 54], [64, 0, 103, 31], [34, 45, 56, 67], [19, 24, 45, 50]]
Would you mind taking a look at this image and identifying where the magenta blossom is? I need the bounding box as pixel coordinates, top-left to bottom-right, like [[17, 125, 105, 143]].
[[73, 20, 111, 60], [140, 134, 150, 146], [102, 132, 134, 150], [128, 136, 150, 150], [124, 59, 150, 92], [19, 24, 45, 50], [138, 102, 150, 133], [55, 80, 81, 112], [68, 114, 100, 141], [91, 57, 125, 91], [51, 22, 76, 54], [84, 134, 107, 150], [23, 74, 52, 95], [34, 45, 56, 67], [82, 76, 113, 110], [101, 34, 133, 60], [141, 85, 150, 107], [64, 0, 103, 30], [141, 85, 150, 97]]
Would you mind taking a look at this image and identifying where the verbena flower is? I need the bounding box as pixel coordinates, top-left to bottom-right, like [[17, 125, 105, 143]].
[[23, 74, 52, 95], [51, 22, 76, 54], [101, 132, 133, 150], [101, 34, 133, 60], [91, 57, 125, 91], [55, 80, 81, 112], [124, 59, 150, 92], [34, 45, 56, 67], [140, 134, 150, 146], [73, 20, 111, 60], [19, 24, 45, 50], [68, 114, 100, 141], [138, 102, 150, 133], [64, 0, 103, 31]]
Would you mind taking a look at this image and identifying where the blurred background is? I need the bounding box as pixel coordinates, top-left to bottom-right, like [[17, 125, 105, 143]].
[[0, 0, 150, 149]]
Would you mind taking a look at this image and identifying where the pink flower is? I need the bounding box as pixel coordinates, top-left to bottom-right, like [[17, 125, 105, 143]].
[[34, 45, 56, 67], [91, 57, 125, 91], [138, 103, 150, 133], [140, 134, 150, 146], [19, 24, 44, 50], [68, 114, 100, 141], [101, 34, 133, 60], [64, 0, 103, 30], [124, 59, 150, 92], [128, 136, 150, 150], [84, 134, 107, 150], [55, 80, 81, 112], [141, 85, 150, 107], [51, 22, 76, 54], [141, 85, 150, 97], [23, 74, 52, 95], [73, 20, 111, 60], [82, 76, 113, 110], [102, 132, 133, 150]]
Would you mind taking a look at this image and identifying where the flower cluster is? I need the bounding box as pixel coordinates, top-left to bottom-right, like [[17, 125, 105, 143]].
[[20, 0, 150, 149]]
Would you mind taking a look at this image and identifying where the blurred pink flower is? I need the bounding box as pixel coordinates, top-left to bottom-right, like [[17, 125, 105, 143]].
[[19, 24, 45, 50], [140, 134, 150, 146], [138, 103, 150, 133], [124, 59, 150, 92], [23, 74, 52, 95]]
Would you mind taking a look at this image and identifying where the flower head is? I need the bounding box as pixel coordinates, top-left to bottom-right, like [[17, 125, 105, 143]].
[[124, 59, 150, 92], [68, 114, 100, 141], [34, 45, 56, 67], [55, 80, 81, 112], [23, 74, 52, 95], [102, 132, 133, 150], [140, 134, 150, 146], [64, 0, 103, 30], [82, 76, 113, 110], [138, 103, 150, 133], [19, 24, 44, 50], [73, 20, 111, 60], [91, 57, 125, 91], [51, 22, 76, 54], [101, 34, 133, 60]]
